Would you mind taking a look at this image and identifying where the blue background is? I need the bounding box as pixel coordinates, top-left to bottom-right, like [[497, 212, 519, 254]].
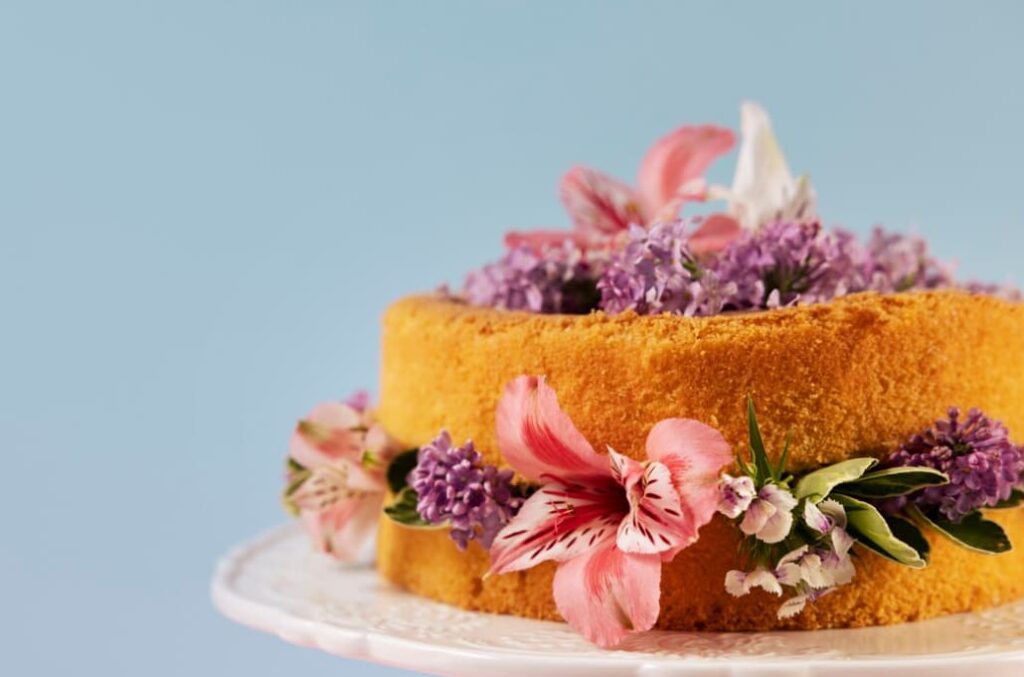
[[3, 1, 1023, 675]]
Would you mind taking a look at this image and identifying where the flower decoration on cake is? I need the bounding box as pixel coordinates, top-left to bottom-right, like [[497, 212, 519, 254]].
[[505, 124, 736, 255], [458, 102, 1018, 315], [282, 394, 400, 560], [275, 103, 1024, 651], [878, 408, 1024, 552], [483, 375, 732, 647], [408, 431, 524, 550]]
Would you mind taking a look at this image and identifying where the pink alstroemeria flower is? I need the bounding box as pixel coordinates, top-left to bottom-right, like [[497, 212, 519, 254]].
[[286, 400, 396, 561], [487, 376, 732, 647], [505, 125, 738, 256]]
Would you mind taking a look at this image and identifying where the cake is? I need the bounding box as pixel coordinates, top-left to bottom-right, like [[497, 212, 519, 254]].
[[282, 103, 1024, 648]]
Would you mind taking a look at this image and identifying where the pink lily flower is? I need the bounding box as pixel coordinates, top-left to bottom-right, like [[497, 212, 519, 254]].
[[286, 400, 397, 561], [505, 125, 739, 256], [487, 376, 732, 647]]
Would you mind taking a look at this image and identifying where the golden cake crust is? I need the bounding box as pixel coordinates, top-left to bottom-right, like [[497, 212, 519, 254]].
[[375, 290, 1024, 631]]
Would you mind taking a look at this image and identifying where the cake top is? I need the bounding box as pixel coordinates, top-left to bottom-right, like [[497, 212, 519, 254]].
[[452, 103, 1018, 316]]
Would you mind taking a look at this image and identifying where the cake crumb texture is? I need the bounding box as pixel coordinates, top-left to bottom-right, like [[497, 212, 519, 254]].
[[375, 291, 1024, 630]]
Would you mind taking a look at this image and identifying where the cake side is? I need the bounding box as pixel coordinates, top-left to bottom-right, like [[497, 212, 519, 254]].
[[375, 290, 1024, 631], [378, 502, 1024, 632], [377, 290, 1024, 470]]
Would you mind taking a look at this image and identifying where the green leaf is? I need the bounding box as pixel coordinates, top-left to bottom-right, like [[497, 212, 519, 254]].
[[794, 458, 878, 502], [837, 467, 948, 499], [908, 505, 1012, 554], [774, 431, 793, 481], [747, 397, 772, 485], [833, 494, 927, 568], [382, 487, 433, 527], [885, 514, 930, 562], [281, 460, 311, 518], [990, 489, 1024, 510], [386, 448, 420, 494]]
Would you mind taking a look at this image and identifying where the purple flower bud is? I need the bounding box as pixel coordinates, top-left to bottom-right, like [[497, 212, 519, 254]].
[[888, 408, 1024, 522], [410, 431, 524, 550]]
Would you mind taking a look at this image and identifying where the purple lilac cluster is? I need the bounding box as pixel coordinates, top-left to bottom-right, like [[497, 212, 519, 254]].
[[462, 242, 603, 314], [711, 221, 864, 310], [597, 222, 737, 315], [598, 220, 971, 317], [462, 220, 1017, 316], [410, 431, 523, 550], [886, 408, 1024, 522], [863, 227, 954, 292]]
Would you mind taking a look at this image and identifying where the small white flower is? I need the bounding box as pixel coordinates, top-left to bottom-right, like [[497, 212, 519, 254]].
[[804, 499, 854, 557], [724, 567, 784, 597], [717, 474, 756, 518], [777, 594, 810, 619], [724, 569, 750, 597], [740, 484, 798, 543]]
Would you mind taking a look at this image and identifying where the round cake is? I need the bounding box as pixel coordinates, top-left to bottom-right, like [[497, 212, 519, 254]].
[[375, 291, 1024, 631], [279, 104, 1024, 648]]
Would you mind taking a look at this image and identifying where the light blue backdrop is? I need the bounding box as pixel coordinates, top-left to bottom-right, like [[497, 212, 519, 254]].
[[3, 1, 1023, 675]]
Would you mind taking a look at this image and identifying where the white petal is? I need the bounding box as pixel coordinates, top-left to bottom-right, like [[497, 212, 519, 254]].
[[739, 497, 776, 537], [724, 570, 749, 597], [729, 102, 816, 230], [758, 508, 795, 544], [775, 562, 803, 587], [778, 594, 809, 619], [803, 500, 833, 535], [717, 474, 756, 519], [799, 553, 832, 589], [778, 545, 810, 567], [818, 499, 848, 530], [745, 568, 784, 596], [831, 526, 855, 558]]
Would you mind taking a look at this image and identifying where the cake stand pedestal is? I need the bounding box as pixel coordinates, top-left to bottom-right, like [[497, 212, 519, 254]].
[[212, 525, 1024, 676]]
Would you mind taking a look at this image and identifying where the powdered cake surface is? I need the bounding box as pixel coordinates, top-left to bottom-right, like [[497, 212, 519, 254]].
[[376, 290, 1024, 631]]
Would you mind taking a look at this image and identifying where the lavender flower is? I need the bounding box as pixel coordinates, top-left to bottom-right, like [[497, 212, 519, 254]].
[[410, 431, 523, 550], [863, 227, 954, 293], [711, 221, 867, 310], [887, 408, 1024, 522], [462, 242, 602, 314], [598, 221, 737, 316]]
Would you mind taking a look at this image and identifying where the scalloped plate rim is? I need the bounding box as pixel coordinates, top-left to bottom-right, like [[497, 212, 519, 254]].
[[211, 524, 1024, 676]]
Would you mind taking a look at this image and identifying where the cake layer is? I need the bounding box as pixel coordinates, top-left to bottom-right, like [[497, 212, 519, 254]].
[[375, 290, 1024, 630]]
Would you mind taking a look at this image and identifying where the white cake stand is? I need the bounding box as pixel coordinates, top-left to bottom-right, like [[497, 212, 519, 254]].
[[212, 525, 1024, 676]]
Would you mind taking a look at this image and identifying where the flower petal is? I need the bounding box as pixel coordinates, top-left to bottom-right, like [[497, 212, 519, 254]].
[[739, 497, 776, 538], [301, 494, 382, 562], [688, 214, 743, 255], [745, 484, 797, 544], [488, 482, 624, 575], [778, 594, 809, 619], [560, 166, 643, 236], [496, 375, 610, 484], [289, 403, 366, 469], [636, 124, 735, 221], [644, 418, 733, 536], [744, 567, 784, 596], [729, 102, 817, 230], [724, 570, 749, 597], [614, 456, 693, 556], [552, 546, 662, 648], [803, 500, 833, 534]]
